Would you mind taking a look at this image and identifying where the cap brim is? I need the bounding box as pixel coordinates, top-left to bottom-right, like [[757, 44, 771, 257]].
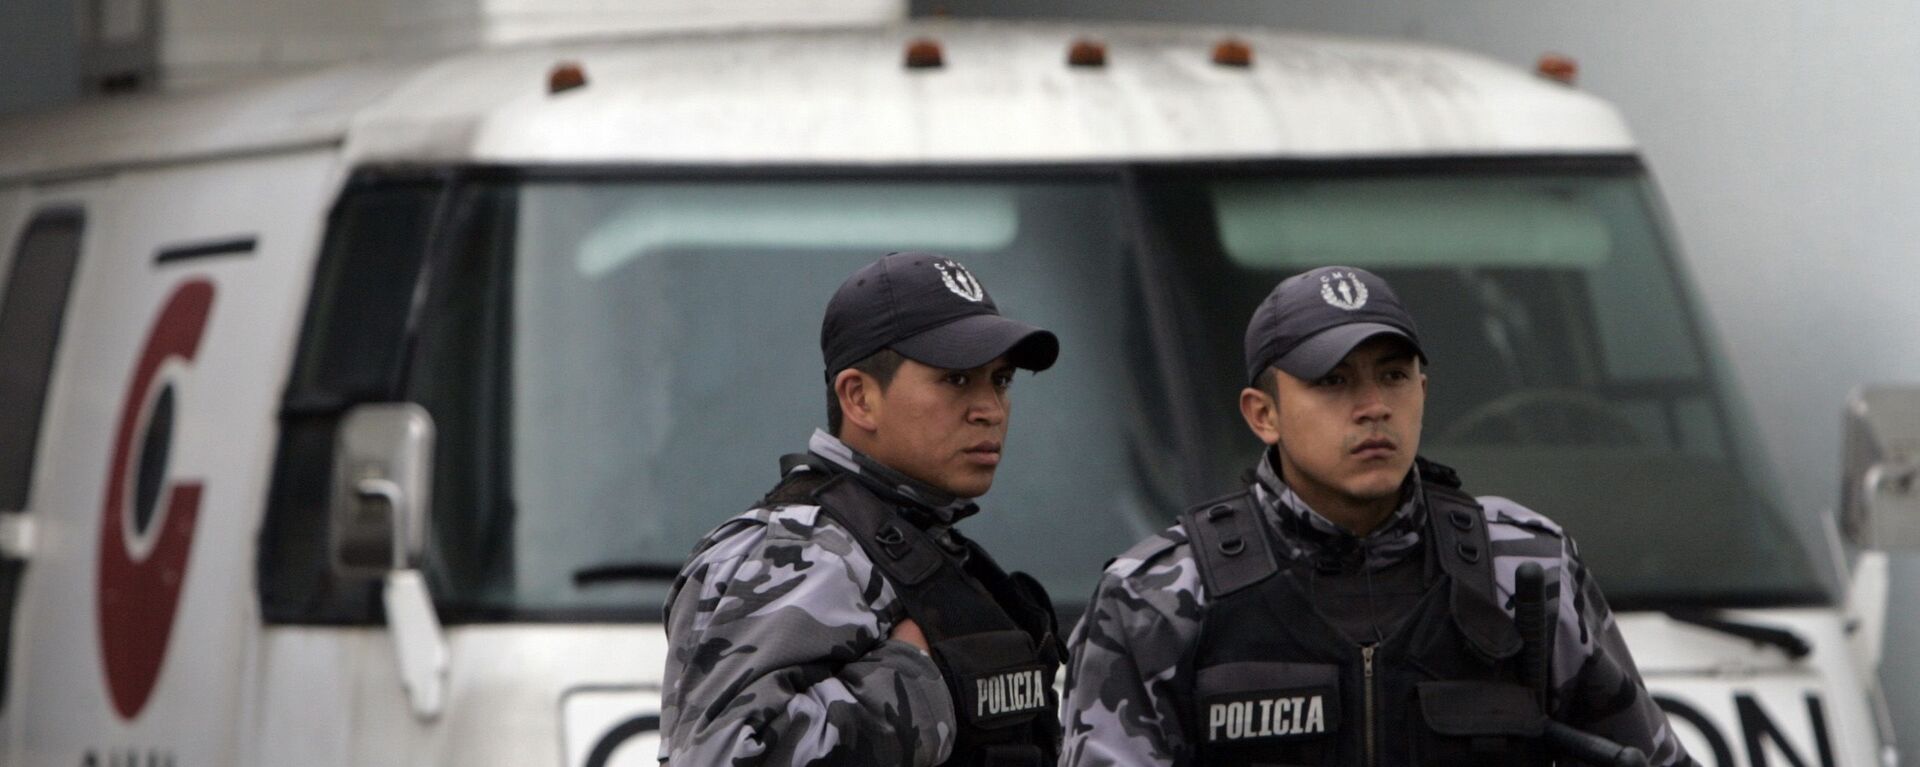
[[891, 313, 1060, 372], [1274, 323, 1422, 381]]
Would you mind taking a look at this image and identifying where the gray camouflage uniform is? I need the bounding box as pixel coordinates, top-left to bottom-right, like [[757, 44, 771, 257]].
[[1060, 453, 1694, 766], [659, 430, 972, 766]]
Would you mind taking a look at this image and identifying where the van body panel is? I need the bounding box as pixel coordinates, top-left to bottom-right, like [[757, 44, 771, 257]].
[[248, 626, 666, 766], [3, 152, 338, 767], [0, 65, 397, 184], [1, 23, 1635, 186], [1, 177, 109, 765], [363, 23, 1635, 165], [1626, 611, 1873, 766]]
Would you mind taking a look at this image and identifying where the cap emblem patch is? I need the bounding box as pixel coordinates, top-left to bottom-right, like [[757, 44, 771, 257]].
[[1320, 272, 1368, 311], [934, 259, 986, 302]]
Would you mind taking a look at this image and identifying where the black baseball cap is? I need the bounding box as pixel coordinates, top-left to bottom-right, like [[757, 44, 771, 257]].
[[822, 252, 1059, 377], [1244, 265, 1425, 384]]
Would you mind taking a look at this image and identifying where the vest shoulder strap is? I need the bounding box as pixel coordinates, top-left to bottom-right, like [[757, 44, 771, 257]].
[[760, 452, 837, 507], [810, 474, 946, 586], [812, 474, 1029, 642], [1423, 478, 1523, 660], [1179, 490, 1278, 599]]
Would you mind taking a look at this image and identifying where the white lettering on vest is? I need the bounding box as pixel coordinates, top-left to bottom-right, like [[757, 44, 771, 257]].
[[1206, 693, 1328, 742], [976, 669, 1047, 718]]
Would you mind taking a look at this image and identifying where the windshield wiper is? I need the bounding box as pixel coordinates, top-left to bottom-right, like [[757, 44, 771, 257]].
[[573, 560, 685, 587], [1664, 610, 1811, 660]]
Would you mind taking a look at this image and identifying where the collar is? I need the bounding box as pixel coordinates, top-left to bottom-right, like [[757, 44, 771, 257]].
[[1249, 448, 1425, 573], [806, 429, 981, 526]]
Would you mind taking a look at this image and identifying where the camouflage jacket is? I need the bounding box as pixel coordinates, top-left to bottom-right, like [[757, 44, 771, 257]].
[[659, 430, 979, 765], [1060, 453, 1695, 766]]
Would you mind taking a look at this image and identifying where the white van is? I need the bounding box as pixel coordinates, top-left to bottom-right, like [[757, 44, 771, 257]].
[[0, 13, 1905, 767]]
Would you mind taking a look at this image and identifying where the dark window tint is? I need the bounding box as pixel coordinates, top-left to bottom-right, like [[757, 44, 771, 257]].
[[0, 208, 84, 712], [259, 181, 440, 624], [290, 185, 441, 402], [0, 210, 84, 510], [408, 185, 515, 615]]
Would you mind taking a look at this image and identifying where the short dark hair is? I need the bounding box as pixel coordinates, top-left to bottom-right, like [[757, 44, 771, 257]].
[[1253, 367, 1281, 401], [827, 348, 907, 436]]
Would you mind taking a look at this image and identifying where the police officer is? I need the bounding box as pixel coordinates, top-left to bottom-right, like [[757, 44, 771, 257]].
[[1059, 266, 1694, 766], [660, 252, 1067, 766]]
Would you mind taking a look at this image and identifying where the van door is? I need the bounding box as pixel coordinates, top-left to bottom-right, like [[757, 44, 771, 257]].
[[0, 204, 88, 764], [5, 152, 337, 767]]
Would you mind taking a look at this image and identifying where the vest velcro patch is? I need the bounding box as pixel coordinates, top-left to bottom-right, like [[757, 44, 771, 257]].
[[1203, 687, 1335, 743], [969, 665, 1050, 724]]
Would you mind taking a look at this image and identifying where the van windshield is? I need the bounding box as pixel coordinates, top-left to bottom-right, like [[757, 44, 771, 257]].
[[416, 163, 1824, 620]]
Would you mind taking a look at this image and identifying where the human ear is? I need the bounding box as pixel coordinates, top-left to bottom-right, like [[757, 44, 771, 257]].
[[835, 369, 883, 434], [1239, 386, 1282, 446]]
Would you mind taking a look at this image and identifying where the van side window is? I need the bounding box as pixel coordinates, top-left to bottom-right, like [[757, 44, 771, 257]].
[[0, 210, 84, 510], [0, 208, 85, 709], [259, 181, 441, 623]]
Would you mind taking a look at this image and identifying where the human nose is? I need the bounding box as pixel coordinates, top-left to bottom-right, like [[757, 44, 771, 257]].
[[968, 384, 1007, 427], [1353, 380, 1391, 423]]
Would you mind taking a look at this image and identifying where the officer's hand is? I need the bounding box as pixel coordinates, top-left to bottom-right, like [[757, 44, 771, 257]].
[[890, 618, 930, 654]]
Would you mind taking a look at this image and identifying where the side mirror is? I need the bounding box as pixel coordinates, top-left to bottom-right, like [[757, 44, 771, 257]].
[[331, 403, 435, 577], [1842, 386, 1920, 550]]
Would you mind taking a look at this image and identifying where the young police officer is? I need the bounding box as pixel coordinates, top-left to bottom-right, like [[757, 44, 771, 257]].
[[661, 253, 1066, 766], [1060, 266, 1694, 766]]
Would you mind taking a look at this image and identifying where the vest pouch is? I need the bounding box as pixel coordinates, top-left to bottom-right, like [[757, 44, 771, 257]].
[[1411, 680, 1545, 766], [1194, 661, 1340, 767], [932, 629, 1050, 731]]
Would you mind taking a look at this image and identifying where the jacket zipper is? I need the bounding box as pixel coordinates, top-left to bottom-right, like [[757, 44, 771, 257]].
[[1361, 643, 1377, 767]]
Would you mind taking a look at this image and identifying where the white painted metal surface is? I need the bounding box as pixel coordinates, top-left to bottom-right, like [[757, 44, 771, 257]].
[[2, 152, 339, 767], [0, 64, 402, 182], [0, 20, 1633, 184], [245, 626, 668, 767], [1623, 610, 1877, 766], [161, 0, 904, 79]]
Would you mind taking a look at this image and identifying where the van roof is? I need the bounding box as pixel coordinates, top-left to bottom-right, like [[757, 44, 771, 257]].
[[0, 21, 1635, 182]]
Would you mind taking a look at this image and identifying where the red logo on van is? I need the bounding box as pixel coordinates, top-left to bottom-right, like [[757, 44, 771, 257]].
[[96, 279, 214, 720]]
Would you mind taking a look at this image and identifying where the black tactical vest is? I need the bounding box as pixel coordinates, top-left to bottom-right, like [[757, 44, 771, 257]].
[[1178, 461, 1547, 766], [766, 459, 1065, 767]]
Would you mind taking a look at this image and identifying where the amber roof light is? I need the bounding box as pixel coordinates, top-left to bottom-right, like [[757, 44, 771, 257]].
[[905, 38, 945, 69], [1536, 53, 1578, 85], [1212, 38, 1253, 68], [1068, 39, 1107, 68], [548, 62, 588, 94]]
